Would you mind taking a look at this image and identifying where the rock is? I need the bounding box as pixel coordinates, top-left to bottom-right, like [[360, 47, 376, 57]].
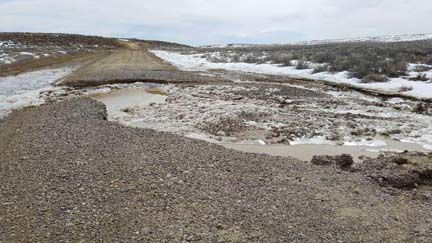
[[382, 171, 420, 189], [413, 103, 431, 115], [120, 108, 132, 113], [311, 154, 354, 170], [311, 155, 334, 166], [217, 131, 226, 136], [335, 154, 354, 169], [391, 157, 409, 165]]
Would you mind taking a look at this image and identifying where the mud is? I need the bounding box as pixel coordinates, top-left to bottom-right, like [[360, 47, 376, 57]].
[[223, 140, 429, 162], [101, 81, 432, 150]]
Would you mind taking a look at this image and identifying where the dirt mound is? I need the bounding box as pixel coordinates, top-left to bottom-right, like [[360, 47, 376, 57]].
[[360, 154, 432, 189]]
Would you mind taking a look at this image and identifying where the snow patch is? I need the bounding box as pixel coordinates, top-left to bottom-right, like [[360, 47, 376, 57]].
[[0, 53, 15, 64], [152, 50, 432, 99], [0, 68, 74, 118], [344, 139, 387, 147], [291, 136, 335, 145], [238, 139, 267, 145]]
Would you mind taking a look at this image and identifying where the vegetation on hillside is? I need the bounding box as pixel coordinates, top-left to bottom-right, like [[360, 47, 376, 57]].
[[197, 40, 432, 80]]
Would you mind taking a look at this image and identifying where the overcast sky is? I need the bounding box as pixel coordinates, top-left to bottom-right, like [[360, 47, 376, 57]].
[[1, 0, 431, 46]]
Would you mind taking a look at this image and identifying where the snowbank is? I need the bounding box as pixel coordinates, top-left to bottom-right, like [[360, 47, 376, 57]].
[[152, 50, 432, 99]]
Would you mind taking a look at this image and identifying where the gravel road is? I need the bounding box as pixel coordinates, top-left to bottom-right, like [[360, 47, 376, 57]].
[[61, 44, 225, 87], [1, 98, 431, 242]]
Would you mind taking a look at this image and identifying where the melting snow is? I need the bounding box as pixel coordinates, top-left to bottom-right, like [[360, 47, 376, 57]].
[[152, 50, 432, 99], [0, 68, 74, 118], [344, 139, 387, 147], [0, 53, 15, 64], [291, 136, 336, 146]]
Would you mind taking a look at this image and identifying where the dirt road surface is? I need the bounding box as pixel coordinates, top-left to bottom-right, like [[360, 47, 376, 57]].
[[61, 43, 225, 87]]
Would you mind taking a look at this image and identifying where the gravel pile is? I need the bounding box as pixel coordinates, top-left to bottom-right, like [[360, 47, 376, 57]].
[[0, 98, 431, 242], [62, 70, 227, 87]]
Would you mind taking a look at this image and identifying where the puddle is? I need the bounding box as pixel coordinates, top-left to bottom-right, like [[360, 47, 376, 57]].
[[223, 138, 430, 162], [91, 87, 167, 118]]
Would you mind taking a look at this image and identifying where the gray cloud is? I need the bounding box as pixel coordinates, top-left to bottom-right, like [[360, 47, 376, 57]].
[[0, 0, 431, 45]]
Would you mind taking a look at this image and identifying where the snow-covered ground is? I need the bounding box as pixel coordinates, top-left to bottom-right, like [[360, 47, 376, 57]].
[[0, 53, 15, 64], [90, 82, 432, 156], [0, 39, 93, 65], [1, 41, 24, 65], [0, 68, 74, 118], [152, 50, 432, 99], [199, 33, 432, 48]]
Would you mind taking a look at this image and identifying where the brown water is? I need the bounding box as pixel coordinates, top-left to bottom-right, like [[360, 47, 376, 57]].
[[91, 88, 167, 118], [91, 87, 430, 162], [223, 138, 429, 162]]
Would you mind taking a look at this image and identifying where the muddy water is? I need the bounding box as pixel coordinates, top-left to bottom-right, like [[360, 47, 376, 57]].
[[92, 86, 430, 162], [223, 139, 429, 162], [91, 88, 167, 118]]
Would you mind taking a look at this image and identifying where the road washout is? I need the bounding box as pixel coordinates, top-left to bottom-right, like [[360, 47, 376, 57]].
[[1, 97, 431, 242], [1, 38, 432, 241], [87, 82, 432, 162], [2, 43, 431, 161]]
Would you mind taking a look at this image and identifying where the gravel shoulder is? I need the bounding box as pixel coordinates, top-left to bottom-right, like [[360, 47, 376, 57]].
[[0, 97, 431, 242]]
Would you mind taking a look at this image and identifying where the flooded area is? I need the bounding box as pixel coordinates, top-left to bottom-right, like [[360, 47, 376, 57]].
[[89, 82, 432, 162], [90, 86, 168, 118], [223, 138, 430, 162]]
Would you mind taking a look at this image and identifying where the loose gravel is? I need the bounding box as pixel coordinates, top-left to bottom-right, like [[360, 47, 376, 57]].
[[1, 98, 431, 242]]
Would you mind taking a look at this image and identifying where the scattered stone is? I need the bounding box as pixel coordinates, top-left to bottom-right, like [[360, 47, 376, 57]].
[[121, 107, 132, 113], [413, 103, 432, 115], [201, 116, 247, 136]]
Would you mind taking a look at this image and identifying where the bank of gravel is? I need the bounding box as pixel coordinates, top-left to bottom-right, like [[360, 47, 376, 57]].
[[61, 70, 228, 87], [0, 98, 431, 242]]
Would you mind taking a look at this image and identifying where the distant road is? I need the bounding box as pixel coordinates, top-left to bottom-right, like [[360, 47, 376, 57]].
[[60, 41, 224, 87]]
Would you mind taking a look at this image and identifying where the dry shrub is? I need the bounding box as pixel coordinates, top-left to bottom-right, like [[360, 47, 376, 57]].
[[361, 74, 389, 83]]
